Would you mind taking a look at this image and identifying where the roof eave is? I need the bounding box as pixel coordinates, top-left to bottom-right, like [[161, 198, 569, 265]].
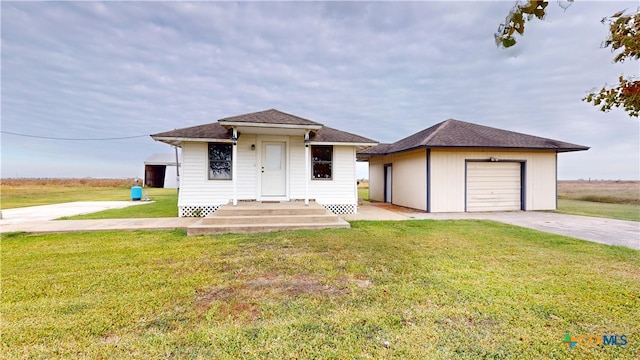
[[364, 145, 425, 156], [423, 145, 589, 152], [151, 136, 232, 147], [555, 147, 590, 153], [359, 144, 589, 156], [426, 145, 590, 152], [310, 141, 378, 147]]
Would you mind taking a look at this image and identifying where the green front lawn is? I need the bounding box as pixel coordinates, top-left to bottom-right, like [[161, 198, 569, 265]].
[[1, 186, 133, 209], [3, 221, 638, 359], [62, 189, 178, 219]]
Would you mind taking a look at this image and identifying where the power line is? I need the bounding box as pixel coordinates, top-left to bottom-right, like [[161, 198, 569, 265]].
[[0, 130, 149, 141]]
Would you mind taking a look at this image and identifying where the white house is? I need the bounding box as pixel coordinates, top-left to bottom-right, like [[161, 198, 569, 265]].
[[151, 109, 377, 217], [358, 119, 589, 212]]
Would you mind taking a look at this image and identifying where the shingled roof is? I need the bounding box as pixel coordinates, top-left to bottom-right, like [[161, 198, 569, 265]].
[[310, 126, 377, 144], [151, 109, 377, 146], [218, 109, 322, 126], [152, 122, 231, 140], [359, 119, 589, 155]]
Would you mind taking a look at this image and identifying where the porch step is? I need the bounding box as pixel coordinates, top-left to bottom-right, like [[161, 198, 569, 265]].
[[187, 220, 350, 236], [214, 203, 327, 216], [186, 201, 350, 236], [201, 214, 341, 225]]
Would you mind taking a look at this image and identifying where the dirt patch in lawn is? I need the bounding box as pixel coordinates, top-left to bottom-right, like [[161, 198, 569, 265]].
[[246, 275, 351, 296], [195, 274, 371, 321]]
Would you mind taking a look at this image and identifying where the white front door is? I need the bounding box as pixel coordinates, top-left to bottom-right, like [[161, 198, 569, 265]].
[[261, 142, 286, 197]]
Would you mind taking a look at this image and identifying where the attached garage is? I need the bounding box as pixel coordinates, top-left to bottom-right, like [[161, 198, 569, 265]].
[[466, 161, 522, 212], [358, 119, 589, 213]]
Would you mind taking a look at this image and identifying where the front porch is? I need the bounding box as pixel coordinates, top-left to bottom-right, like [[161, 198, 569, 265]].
[[186, 201, 350, 236]]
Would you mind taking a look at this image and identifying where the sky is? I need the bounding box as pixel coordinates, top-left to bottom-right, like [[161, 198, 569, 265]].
[[2, 1, 639, 180]]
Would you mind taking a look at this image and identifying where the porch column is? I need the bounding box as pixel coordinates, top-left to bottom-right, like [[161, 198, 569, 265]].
[[232, 127, 238, 206], [304, 131, 310, 206]]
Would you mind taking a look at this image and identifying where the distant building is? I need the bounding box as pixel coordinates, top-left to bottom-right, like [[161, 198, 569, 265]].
[[144, 153, 180, 188]]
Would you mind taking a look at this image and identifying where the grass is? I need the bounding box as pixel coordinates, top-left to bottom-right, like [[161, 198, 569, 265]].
[[61, 189, 178, 219], [3, 221, 638, 359], [556, 181, 639, 222], [557, 199, 640, 222], [0, 178, 178, 218], [558, 181, 639, 205], [1, 178, 136, 210], [358, 187, 369, 201], [1, 186, 134, 209]]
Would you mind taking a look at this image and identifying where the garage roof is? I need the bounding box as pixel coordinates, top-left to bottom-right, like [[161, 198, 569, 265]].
[[358, 119, 589, 155]]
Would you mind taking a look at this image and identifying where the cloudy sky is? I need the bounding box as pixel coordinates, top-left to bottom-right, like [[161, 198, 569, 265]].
[[2, 1, 638, 180]]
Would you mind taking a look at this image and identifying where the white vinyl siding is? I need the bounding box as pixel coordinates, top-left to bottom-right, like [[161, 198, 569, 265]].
[[309, 146, 357, 204], [466, 162, 521, 211], [368, 149, 557, 212], [178, 137, 257, 207], [289, 138, 306, 198], [430, 149, 556, 212], [179, 138, 359, 212], [236, 135, 257, 199], [368, 157, 384, 203], [389, 149, 427, 210], [367, 150, 426, 210], [179, 142, 232, 206]]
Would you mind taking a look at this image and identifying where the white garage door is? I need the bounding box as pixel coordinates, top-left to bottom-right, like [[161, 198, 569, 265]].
[[466, 162, 521, 212]]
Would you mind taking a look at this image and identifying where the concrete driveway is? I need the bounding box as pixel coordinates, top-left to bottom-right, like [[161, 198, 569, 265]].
[[344, 203, 640, 250]]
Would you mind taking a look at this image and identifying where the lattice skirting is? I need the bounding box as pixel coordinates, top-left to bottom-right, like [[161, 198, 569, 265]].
[[322, 203, 357, 215], [179, 205, 224, 217]]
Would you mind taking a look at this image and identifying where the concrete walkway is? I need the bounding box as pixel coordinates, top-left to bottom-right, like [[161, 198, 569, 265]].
[[0, 201, 198, 233], [1, 201, 638, 250], [1, 217, 199, 233]]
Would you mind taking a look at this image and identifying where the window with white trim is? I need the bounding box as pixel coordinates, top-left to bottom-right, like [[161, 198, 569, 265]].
[[311, 145, 332, 180], [208, 143, 232, 180]]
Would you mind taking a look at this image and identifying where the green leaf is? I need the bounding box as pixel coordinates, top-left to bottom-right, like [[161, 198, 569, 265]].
[[502, 37, 517, 48]]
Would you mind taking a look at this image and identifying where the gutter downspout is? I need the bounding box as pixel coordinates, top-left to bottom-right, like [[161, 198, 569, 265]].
[[304, 131, 310, 206]]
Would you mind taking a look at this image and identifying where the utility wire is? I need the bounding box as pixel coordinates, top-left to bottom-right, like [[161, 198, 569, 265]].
[[0, 130, 150, 141]]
